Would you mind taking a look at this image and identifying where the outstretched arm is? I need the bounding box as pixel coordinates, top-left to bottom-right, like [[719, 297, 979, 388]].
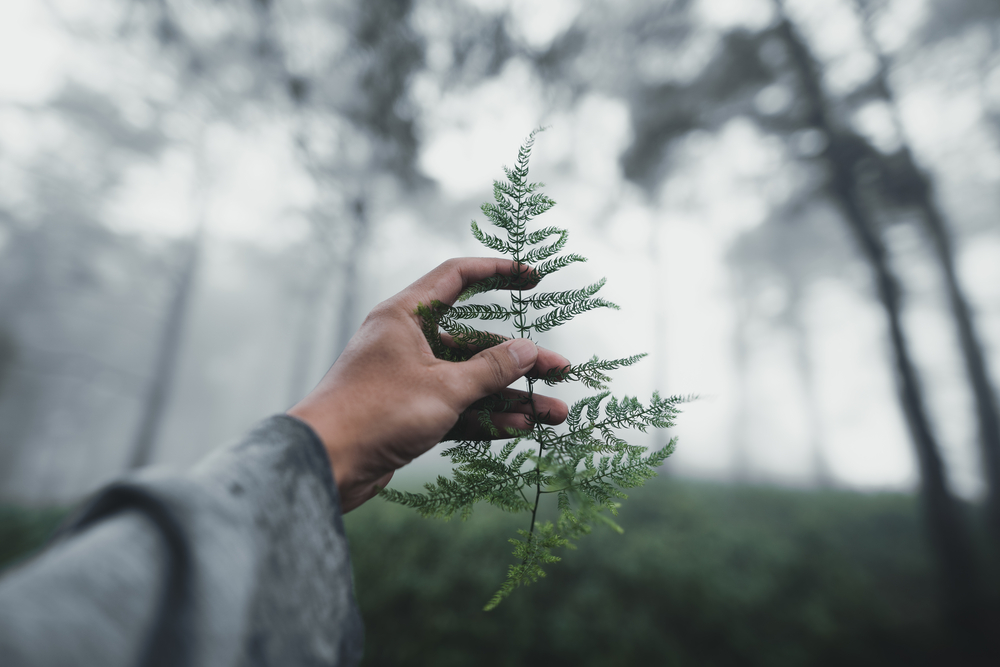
[[0, 258, 570, 667]]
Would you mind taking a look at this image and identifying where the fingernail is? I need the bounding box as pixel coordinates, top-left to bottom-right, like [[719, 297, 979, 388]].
[[508, 338, 536, 370]]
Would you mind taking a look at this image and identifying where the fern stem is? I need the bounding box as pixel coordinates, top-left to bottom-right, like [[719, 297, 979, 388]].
[[508, 147, 545, 542], [528, 429, 542, 537]]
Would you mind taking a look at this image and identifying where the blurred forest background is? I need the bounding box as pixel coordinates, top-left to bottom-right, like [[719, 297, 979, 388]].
[[2, 0, 1000, 664]]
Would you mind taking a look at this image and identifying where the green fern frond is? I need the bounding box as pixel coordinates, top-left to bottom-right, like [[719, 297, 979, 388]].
[[534, 253, 587, 279], [483, 523, 567, 611], [523, 278, 607, 309], [526, 226, 564, 245], [522, 229, 568, 264], [542, 353, 647, 390], [529, 297, 619, 333], [481, 202, 516, 231], [471, 220, 513, 253], [438, 319, 508, 350], [447, 303, 516, 321], [386, 129, 686, 610]]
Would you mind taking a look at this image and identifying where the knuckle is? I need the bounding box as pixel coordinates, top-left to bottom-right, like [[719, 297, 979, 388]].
[[440, 257, 461, 273], [364, 300, 396, 324], [485, 349, 510, 390], [365, 301, 387, 319]]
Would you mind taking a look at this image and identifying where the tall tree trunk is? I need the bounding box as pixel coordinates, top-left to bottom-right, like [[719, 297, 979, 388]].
[[331, 196, 370, 364], [730, 274, 752, 482], [918, 181, 1000, 536], [852, 0, 1000, 545], [774, 4, 985, 636], [788, 287, 833, 487], [127, 141, 207, 469]]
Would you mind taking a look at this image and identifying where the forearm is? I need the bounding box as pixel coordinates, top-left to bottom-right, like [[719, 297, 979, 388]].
[[0, 415, 363, 667], [0, 255, 574, 666], [0, 510, 164, 667]]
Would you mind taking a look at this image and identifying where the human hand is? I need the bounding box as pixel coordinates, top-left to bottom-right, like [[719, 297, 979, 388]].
[[287, 258, 570, 512]]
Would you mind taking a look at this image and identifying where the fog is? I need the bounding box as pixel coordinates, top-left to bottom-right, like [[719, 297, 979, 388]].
[[1, 0, 998, 509]]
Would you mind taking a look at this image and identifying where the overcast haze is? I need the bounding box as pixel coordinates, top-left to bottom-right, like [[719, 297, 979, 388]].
[[1, 0, 998, 504]]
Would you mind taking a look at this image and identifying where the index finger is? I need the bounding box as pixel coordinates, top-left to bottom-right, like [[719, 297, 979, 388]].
[[439, 331, 570, 380], [396, 257, 536, 308]]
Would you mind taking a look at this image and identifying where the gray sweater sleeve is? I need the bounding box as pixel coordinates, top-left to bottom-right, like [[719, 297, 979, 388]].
[[0, 415, 364, 667]]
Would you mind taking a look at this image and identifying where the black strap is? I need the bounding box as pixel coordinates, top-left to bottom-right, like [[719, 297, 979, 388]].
[[57, 483, 194, 667]]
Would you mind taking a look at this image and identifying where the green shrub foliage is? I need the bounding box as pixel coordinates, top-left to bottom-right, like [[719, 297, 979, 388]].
[[380, 129, 684, 609], [350, 483, 950, 667]]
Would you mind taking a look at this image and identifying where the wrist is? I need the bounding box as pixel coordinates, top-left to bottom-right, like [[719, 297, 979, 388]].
[[287, 401, 366, 509]]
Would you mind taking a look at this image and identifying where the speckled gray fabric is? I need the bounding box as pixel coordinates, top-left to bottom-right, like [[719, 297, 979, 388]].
[[0, 415, 363, 667]]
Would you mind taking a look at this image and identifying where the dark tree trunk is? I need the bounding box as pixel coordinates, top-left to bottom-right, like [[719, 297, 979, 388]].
[[127, 223, 203, 469], [916, 178, 1000, 536], [127, 138, 207, 470], [774, 5, 986, 637], [852, 0, 1000, 545]]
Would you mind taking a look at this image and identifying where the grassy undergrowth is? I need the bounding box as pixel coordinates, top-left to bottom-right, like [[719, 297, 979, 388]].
[[346, 479, 954, 667], [0, 479, 968, 666]]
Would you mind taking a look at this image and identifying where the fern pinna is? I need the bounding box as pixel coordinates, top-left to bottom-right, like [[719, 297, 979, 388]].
[[381, 129, 684, 610]]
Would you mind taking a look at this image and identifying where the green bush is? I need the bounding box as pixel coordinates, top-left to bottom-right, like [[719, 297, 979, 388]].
[[346, 479, 953, 667]]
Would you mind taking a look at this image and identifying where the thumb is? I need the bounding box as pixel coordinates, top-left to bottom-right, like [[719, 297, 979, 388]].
[[459, 338, 537, 399]]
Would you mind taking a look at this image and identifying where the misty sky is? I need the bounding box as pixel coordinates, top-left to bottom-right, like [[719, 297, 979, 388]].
[[2, 0, 999, 500]]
